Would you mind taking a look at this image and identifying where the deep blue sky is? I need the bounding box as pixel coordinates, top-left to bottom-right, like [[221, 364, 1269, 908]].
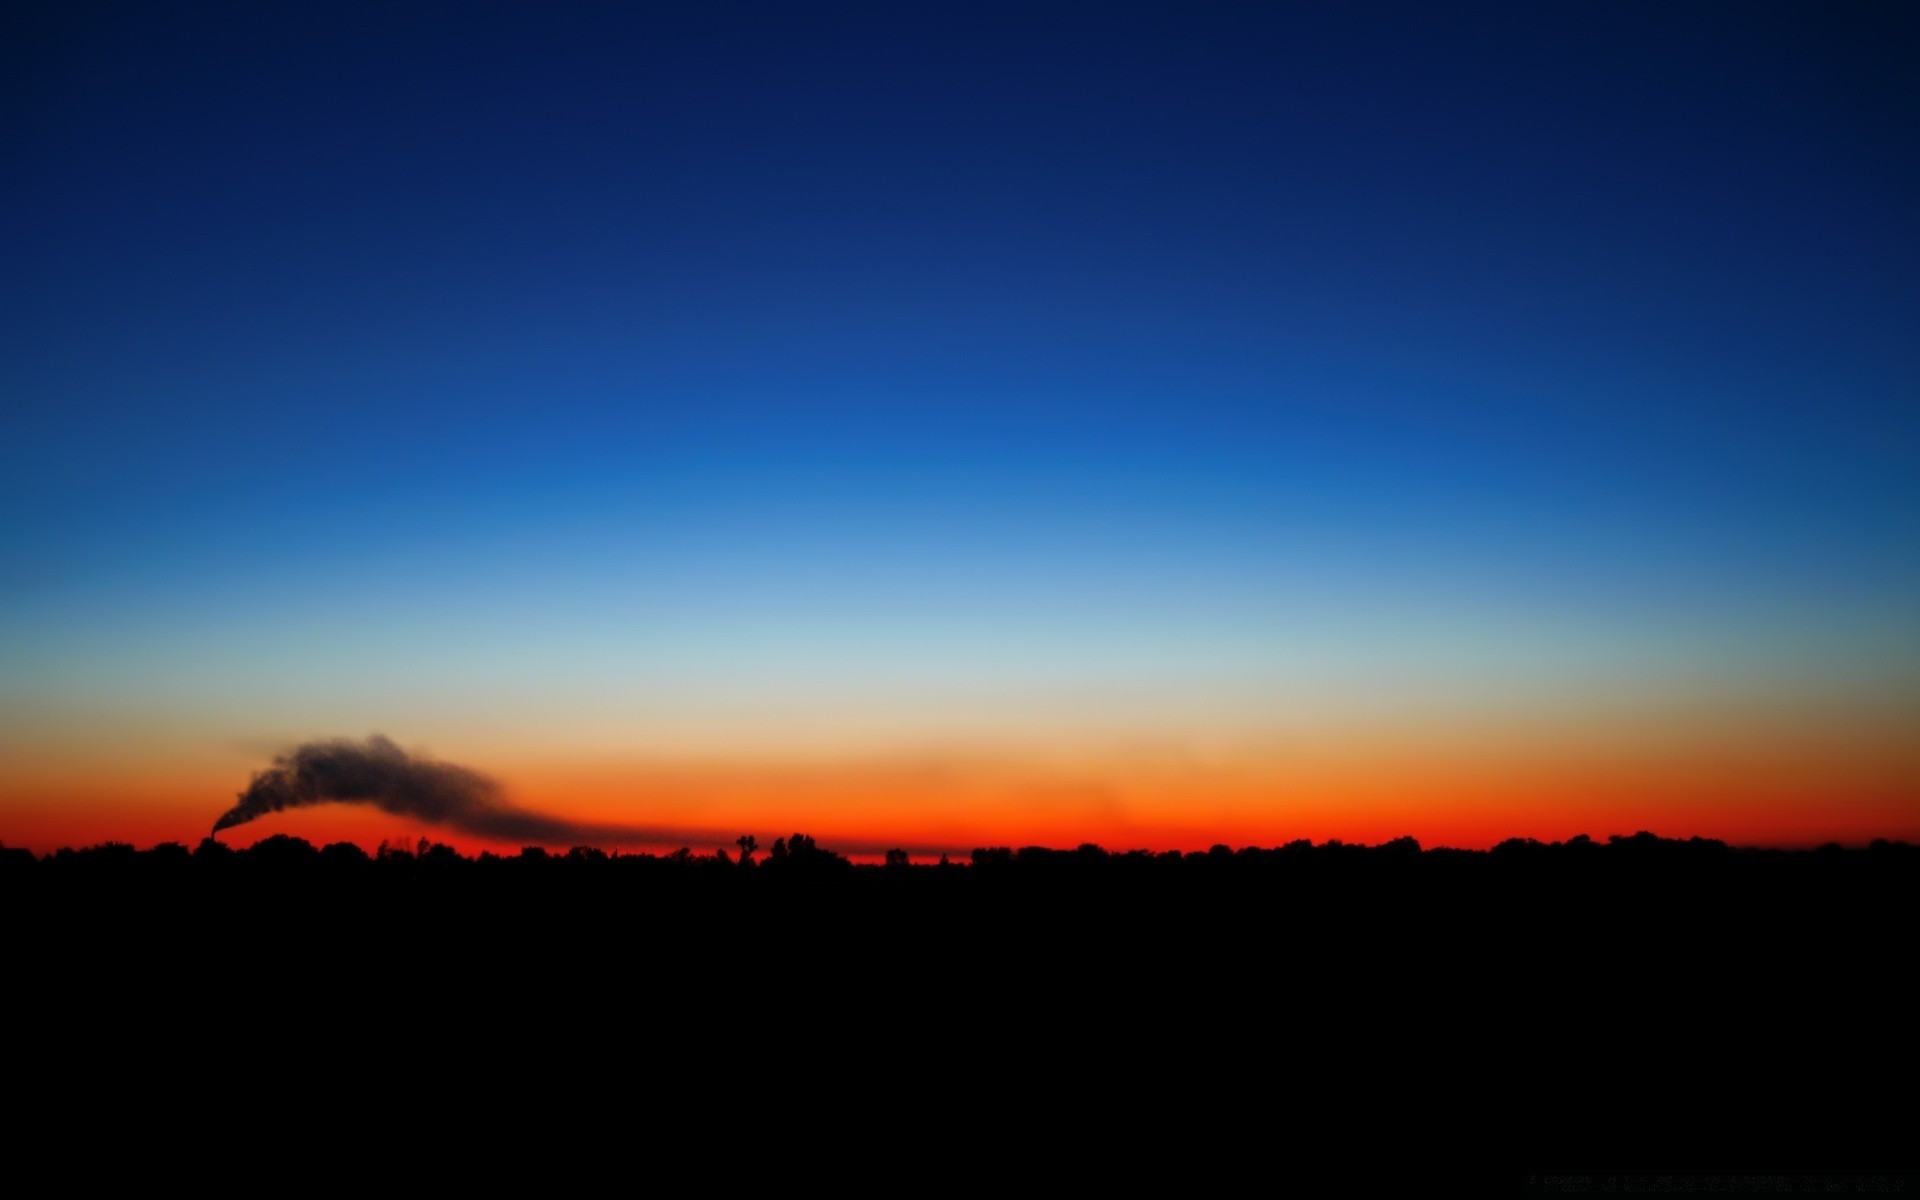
[[4, 2, 1917, 742]]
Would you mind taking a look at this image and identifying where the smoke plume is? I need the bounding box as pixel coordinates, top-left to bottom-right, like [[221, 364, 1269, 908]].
[[212, 734, 732, 847], [212, 734, 957, 855]]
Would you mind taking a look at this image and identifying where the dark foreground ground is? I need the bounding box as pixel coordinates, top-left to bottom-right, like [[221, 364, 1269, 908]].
[[6, 833, 1913, 1188]]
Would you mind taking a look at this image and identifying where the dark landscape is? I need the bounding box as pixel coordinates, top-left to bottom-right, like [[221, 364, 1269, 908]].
[[9, 830, 1911, 1181]]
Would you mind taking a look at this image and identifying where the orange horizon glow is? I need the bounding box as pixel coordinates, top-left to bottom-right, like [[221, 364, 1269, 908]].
[[6, 701, 1916, 859]]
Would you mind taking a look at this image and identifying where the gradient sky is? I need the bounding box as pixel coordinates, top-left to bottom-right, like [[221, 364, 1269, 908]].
[[4, 2, 1917, 855]]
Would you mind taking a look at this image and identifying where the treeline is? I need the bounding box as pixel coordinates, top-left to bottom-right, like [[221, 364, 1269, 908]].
[[5, 827, 1913, 878], [8, 825, 1914, 1172]]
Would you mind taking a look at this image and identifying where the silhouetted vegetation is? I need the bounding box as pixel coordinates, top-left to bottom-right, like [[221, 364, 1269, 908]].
[[13, 828, 1912, 884], [6, 829, 1912, 1174], [6, 827, 1915, 935]]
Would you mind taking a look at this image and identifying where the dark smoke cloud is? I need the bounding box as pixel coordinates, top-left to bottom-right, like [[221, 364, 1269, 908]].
[[212, 734, 957, 856], [213, 734, 730, 846]]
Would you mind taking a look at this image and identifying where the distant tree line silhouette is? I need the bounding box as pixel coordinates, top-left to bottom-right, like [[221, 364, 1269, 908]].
[[7, 821, 1912, 1182], [7, 827, 1912, 1175], [3, 827, 1910, 879]]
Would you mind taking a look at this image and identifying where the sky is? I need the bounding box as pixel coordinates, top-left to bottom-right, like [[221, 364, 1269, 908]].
[[4, 1, 1917, 856]]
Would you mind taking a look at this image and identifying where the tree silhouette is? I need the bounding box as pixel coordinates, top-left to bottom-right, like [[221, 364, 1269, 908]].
[[761, 832, 849, 874]]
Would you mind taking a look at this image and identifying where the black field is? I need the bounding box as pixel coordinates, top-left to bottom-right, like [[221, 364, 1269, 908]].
[[7, 833, 1911, 1186]]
